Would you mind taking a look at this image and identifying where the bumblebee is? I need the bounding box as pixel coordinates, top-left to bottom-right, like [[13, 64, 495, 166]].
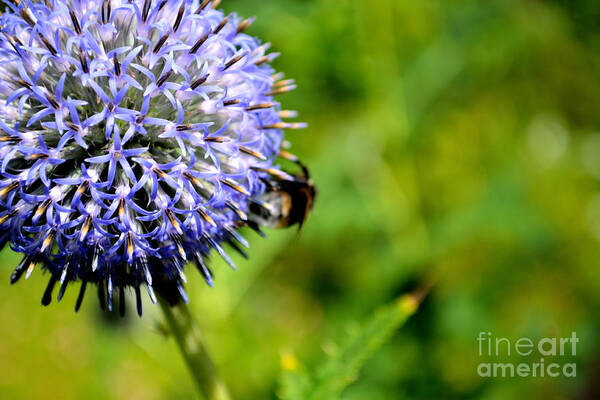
[[249, 150, 315, 231]]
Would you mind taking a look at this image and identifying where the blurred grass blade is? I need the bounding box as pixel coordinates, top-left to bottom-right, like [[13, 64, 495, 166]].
[[279, 291, 424, 400]]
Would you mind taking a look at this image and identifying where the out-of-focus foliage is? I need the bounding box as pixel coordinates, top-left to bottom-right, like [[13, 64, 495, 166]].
[[2, 0, 600, 399], [280, 294, 420, 400]]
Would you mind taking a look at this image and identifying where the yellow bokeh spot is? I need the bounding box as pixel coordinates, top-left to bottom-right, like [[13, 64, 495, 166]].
[[398, 294, 419, 315], [280, 351, 299, 372]]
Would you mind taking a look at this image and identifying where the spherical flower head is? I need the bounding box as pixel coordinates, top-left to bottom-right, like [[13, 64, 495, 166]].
[[0, 0, 312, 315]]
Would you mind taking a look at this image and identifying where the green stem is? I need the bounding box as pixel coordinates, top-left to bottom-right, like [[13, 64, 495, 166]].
[[159, 299, 232, 400]]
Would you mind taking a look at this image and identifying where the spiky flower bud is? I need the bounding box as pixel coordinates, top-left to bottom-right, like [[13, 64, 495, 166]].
[[0, 0, 311, 315]]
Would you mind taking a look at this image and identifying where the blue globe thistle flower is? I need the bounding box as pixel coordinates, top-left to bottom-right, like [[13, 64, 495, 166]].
[[0, 0, 313, 315]]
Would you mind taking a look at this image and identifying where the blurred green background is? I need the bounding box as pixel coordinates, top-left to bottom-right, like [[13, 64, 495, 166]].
[[2, 0, 600, 398]]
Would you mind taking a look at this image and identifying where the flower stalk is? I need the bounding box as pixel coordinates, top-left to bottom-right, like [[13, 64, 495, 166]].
[[159, 298, 231, 400]]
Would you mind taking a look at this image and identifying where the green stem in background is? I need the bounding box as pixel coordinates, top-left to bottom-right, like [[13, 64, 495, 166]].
[[159, 299, 231, 400]]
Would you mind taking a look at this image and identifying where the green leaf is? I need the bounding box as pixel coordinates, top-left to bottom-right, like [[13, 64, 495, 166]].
[[279, 293, 422, 400]]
